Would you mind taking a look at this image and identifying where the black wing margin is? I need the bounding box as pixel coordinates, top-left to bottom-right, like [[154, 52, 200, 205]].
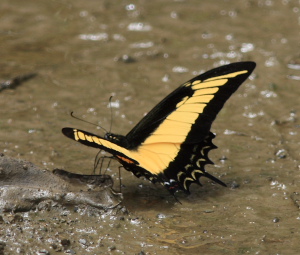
[[160, 132, 226, 194]]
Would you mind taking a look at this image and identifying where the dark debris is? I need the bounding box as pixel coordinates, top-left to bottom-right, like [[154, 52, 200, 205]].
[[0, 73, 37, 92]]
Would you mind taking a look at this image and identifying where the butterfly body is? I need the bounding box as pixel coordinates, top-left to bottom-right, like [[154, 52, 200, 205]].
[[62, 62, 256, 194]]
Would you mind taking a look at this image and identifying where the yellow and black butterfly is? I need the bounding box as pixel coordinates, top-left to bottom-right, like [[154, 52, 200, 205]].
[[62, 62, 256, 194]]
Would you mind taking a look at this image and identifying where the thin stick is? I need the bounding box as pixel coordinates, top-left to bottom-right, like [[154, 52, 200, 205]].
[[118, 166, 123, 193], [108, 96, 113, 133]]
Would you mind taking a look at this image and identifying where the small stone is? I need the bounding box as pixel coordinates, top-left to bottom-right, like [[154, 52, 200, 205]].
[[230, 181, 240, 189], [115, 55, 136, 63], [79, 239, 87, 245], [65, 249, 76, 254], [0, 241, 6, 252], [61, 239, 71, 247], [37, 249, 50, 255], [108, 246, 116, 251], [291, 192, 300, 209], [10, 214, 23, 223], [157, 213, 166, 219], [219, 155, 228, 162], [275, 149, 287, 159]]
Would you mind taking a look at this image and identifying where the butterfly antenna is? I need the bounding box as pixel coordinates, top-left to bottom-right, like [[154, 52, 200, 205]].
[[108, 96, 113, 133], [70, 111, 108, 134]]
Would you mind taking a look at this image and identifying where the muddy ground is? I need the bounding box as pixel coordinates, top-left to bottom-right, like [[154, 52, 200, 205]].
[[0, 0, 300, 254]]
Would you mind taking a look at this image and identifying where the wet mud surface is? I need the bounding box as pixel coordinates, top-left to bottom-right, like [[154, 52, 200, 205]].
[[1, 0, 300, 254], [0, 154, 121, 212]]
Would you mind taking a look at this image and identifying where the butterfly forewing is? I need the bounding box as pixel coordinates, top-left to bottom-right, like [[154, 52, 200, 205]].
[[126, 62, 255, 146]]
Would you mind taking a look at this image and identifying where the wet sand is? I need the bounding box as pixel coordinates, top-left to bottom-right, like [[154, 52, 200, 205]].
[[0, 0, 300, 254]]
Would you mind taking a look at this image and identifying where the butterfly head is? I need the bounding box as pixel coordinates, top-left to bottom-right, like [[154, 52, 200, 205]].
[[105, 133, 128, 147]]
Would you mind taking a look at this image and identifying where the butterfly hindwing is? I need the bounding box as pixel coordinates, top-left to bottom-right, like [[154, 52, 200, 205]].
[[62, 62, 256, 194], [62, 127, 168, 183], [161, 132, 225, 193]]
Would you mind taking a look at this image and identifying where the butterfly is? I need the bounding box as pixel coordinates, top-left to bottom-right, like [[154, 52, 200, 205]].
[[62, 61, 256, 194]]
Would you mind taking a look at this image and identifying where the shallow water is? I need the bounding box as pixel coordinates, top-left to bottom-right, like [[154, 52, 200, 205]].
[[0, 0, 300, 254]]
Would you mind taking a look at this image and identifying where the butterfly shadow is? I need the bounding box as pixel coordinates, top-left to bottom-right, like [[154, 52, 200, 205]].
[[120, 178, 227, 212]]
